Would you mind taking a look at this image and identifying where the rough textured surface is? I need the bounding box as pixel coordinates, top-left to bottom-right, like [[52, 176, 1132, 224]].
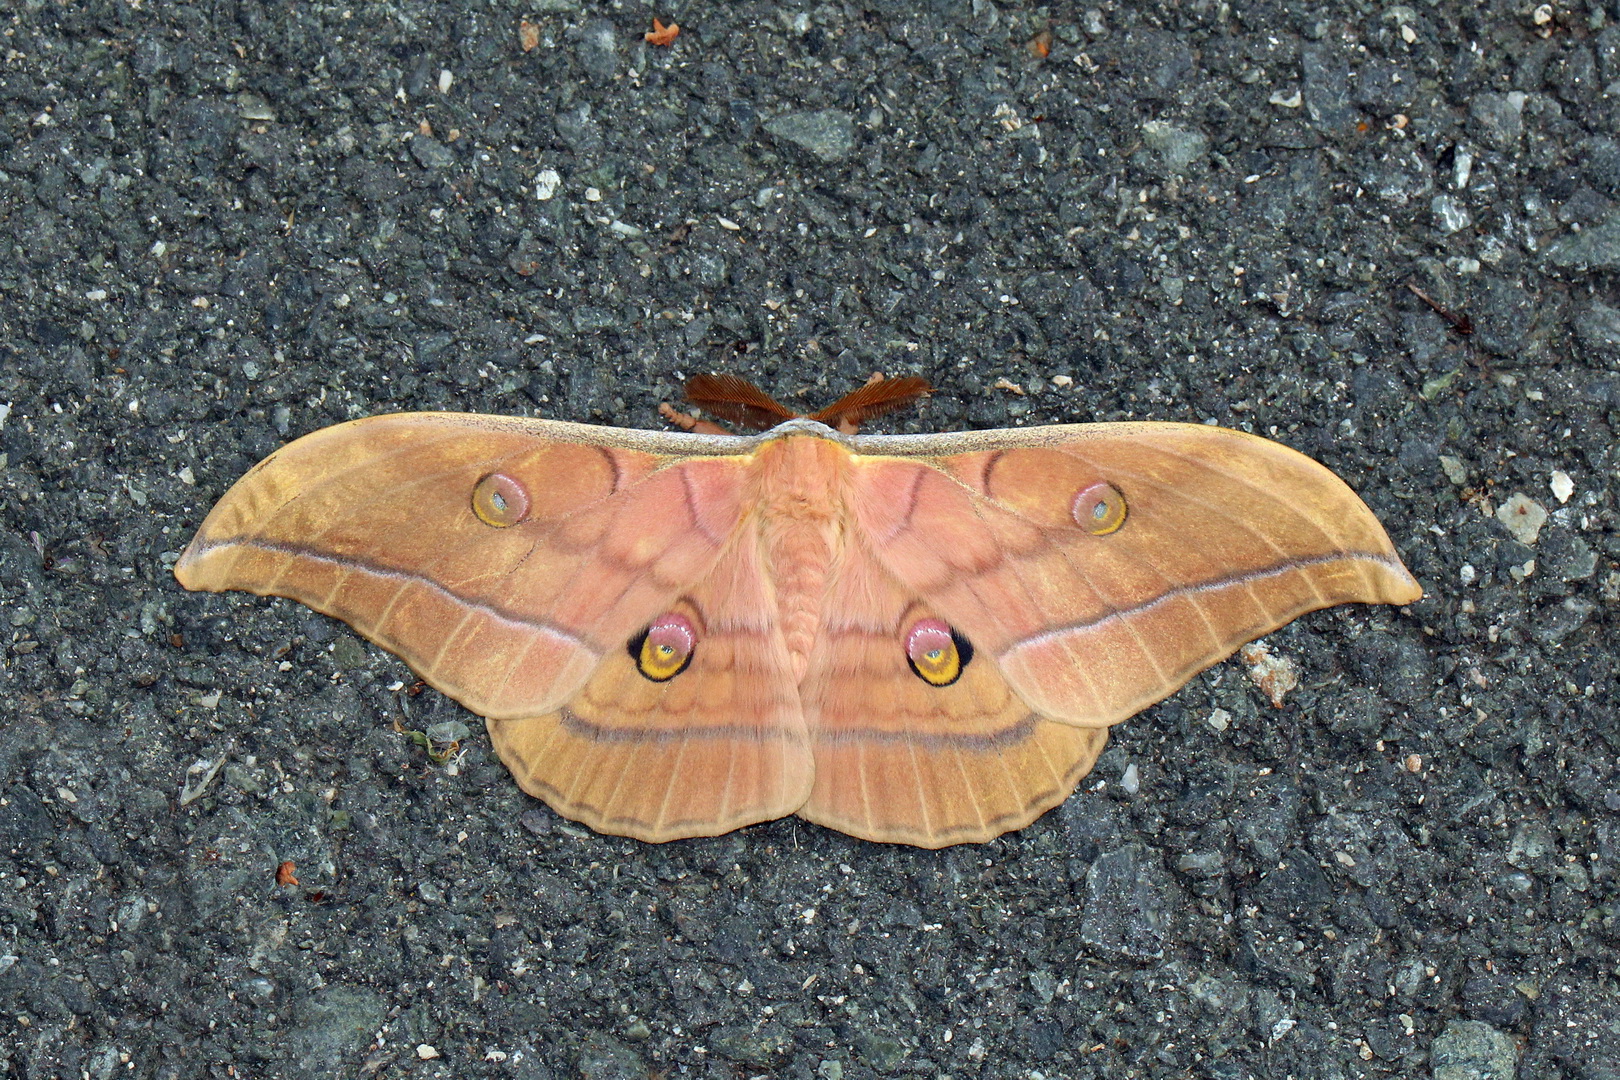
[[0, 2, 1614, 1079]]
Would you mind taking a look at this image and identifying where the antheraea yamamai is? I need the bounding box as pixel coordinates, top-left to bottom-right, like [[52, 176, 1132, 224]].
[[176, 375, 1421, 847]]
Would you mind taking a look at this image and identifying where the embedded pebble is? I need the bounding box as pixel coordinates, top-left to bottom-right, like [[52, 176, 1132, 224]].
[[1546, 211, 1620, 272], [1081, 844, 1171, 960], [1140, 120, 1208, 174], [1433, 195, 1471, 233], [1430, 1019, 1519, 1080], [410, 134, 455, 170], [288, 986, 388, 1064], [1469, 91, 1526, 148], [1574, 299, 1620, 349], [763, 110, 856, 162], [1241, 642, 1299, 708], [576, 19, 620, 82], [535, 168, 561, 201], [1549, 470, 1574, 503], [1495, 493, 1548, 545]]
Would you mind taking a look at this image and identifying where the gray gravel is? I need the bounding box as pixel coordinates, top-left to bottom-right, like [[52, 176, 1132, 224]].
[[2, 1, 1617, 1078]]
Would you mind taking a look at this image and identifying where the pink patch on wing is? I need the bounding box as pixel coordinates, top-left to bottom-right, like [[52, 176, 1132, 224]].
[[647, 613, 696, 658], [906, 618, 954, 664]]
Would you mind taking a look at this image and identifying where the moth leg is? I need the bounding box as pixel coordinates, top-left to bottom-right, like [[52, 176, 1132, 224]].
[[657, 401, 730, 435]]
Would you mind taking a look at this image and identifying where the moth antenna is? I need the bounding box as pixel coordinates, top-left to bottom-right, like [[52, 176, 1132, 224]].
[[684, 374, 802, 431], [810, 375, 933, 432]]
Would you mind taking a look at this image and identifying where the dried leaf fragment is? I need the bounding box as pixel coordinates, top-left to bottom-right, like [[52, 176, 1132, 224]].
[[275, 860, 299, 886], [518, 19, 540, 52], [645, 17, 680, 46]]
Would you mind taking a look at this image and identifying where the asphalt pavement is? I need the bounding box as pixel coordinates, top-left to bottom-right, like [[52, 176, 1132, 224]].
[[1, 2, 1616, 1078]]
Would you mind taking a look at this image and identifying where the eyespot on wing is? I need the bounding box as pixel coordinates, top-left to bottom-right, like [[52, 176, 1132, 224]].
[[982, 448, 1123, 533], [904, 618, 973, 687], [472, 473, 530, 526], [1072, 481, 1127, 535], [629, 612, 697, 682]]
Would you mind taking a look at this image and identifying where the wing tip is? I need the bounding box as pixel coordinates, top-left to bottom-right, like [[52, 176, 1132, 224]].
[[172, 542, 219, 592]]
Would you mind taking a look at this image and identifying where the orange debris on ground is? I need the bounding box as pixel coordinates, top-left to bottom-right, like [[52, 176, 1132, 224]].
[[645, 17, 679, 46]]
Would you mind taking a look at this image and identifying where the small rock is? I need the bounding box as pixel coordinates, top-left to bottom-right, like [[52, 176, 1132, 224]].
[[554, 104, 602, 153], [1433, 195, 1472, 234], [1505, 819, 1555, 870], [1119, 28, 1195, 96], [330, 634, 370, 670], [1549, 470, 1574, 504], [1461, 974, 1527, 1026], [289, 986, 388, 1064], [1430, 1019, 1519, 1080], [410, 133, 456, 170], [576, 19, 619, 82], [1470, 276, 1533, 355], [1582, 136, 1620, 194], [535, 168, 561, 201], [1301, 44, 1353, 130], [1081, 843, 1173, 959], [578, 1034, 648, 1080], [1241, 641, 1299, 707], [1495, 493, 1548, 545], [416, 1044, 440, 1060], [1468, 91, 1526, 149], [1543, 533, 1597, 581], [710, 1023, 791, 1068], [1121, 762, 1141, 795], [852, 1030, 907, 1072], [1574, 298, 1620, 352], [1141, 120, 1208, 174], [1234, 776, 1303, 864], [1534, 597, 1597, 645], [1439, 455, 1468, 486], [573, 306, 618, 332], [1546, 212, 1620, 272], [1176, 851, 1226, 878], [763, 110, 856, 162]]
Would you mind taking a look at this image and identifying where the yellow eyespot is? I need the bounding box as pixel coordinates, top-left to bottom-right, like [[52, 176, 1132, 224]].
[[472, 473, 530, 527], [905, 618, 972, 687], [632, 614, 696, 682], [1072, 481, 1127, 535]]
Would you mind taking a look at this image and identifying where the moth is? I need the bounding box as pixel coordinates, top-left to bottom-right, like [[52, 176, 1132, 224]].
[[176, 375, 1421, 847]]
